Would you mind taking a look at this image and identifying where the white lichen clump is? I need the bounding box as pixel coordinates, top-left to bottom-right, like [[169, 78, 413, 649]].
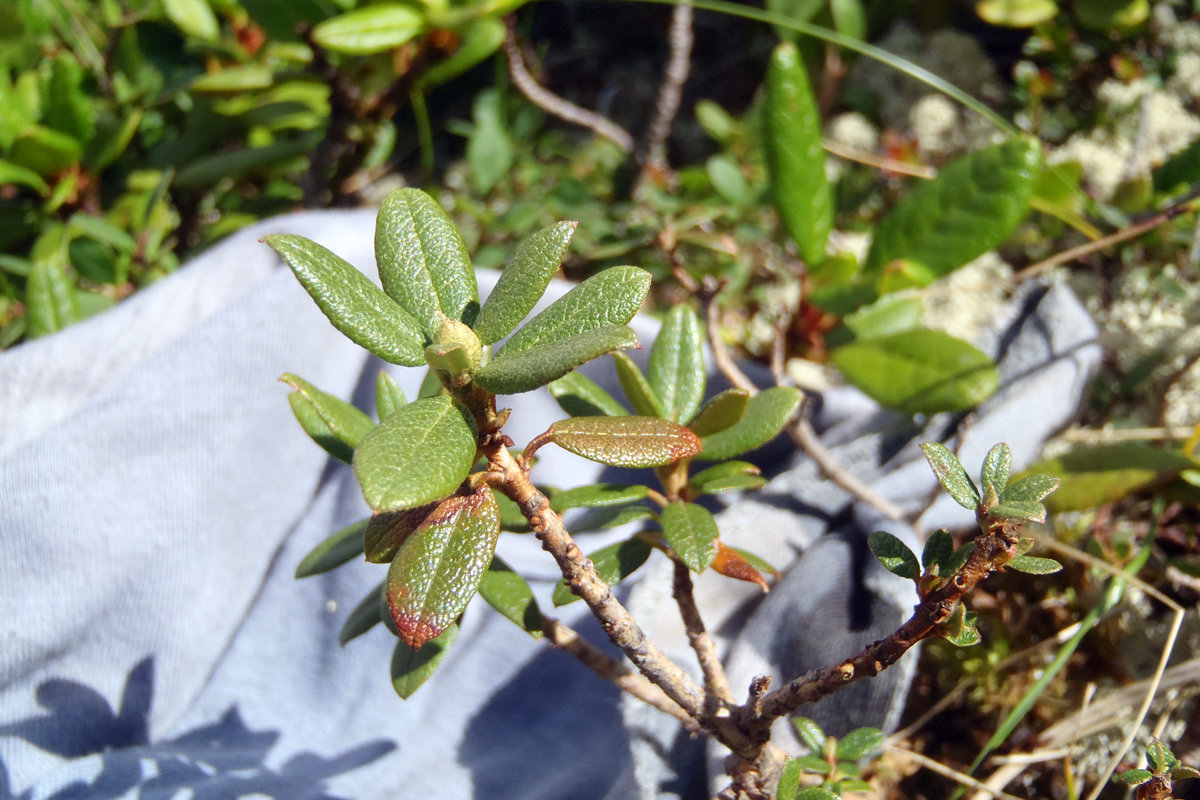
[[919, 252, 1014, 343]]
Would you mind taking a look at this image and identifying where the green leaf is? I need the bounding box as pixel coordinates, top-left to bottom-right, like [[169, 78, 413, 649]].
[[339, 581, 384, 646], [793, 755, 833, 775], [390, 621, 458, 698], [647, 304, 706, 423], [943, 605, 983, 647], [1006, 555, 1063, 575], [282, 372, 374, 464], [266, 234, 425, 366], [570, 503, 656, 532], [981, 442, 1013, 503], [765, 41, 831, 265], [191, 65, 274, 93], [868, 531, 920, 579], [500, 266, 651, 355], [476, 326, 640, 395], [26, 257, 79, 339], [777, 758, 803, 800], [920, 442, 982, 509], [1147, 740, 1176, 772], [835, 295, 922, 345], [975, 0, 1059, 27], [837, 728, 884, 762], [792, 717, 828, 753], [1116, 768, 1153, 786], [492, 489, 532, 533], [687, 389, 750, 437], [473, 221, 577, 344], [1153, 135, 1200, 195], [863, 139, 1041, 290], [374, 188, 477, 337], [295, 519, 368, 578], [941, 542, 976, 578], [1021, 445, 1196, 511], [376, 371, 406, 421], [922, 529, 954, 572], [0, 159, 48, 194], [699, 387, 802, 461], [364, 504, 438, 563], [832, 330, 999, 415], [1001, 473, 1061, 504], [67, 215, 137, 254], [478, 556, 544, 639], [660, 501, 719, 572], [163, 0, 220, 41], [689, 461, 765, 495], [549, 371, 628, 417], [550, 483, 651, 512], [612, 351, 667, 417], [1075, 0, 1148, 31], [552, 537, 654, 606], [547, 415, 702, 468], [418, 16, 506, 89], [312, 4, 425, 55], [353, 396, 477, 512], [1171, 765, 1200, 781], [987, 499, 1047, 523], [465, 89, 514, 196], [707, 155, 752, 207], [9, 125, 83, 177], [386, 486, 499, 649]]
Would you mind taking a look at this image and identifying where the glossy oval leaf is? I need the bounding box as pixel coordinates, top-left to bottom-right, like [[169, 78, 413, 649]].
[[647, 304, 706, 423], [476, 326, 639, 395], [266, 234, 425, 366], [391, 622, 458, 699], [661, 501, 719, 572], [765, 41, 832, 265], [792, 717, 828, 753], [863, 139, 1042, 289], [689, 461, 765, 495], [867, 530, 920, 579], [282, 372, 374, 464], [376, 371, 406, 421], [548, 371, 628, 417], [478, 556, 544, 639], [339, 581, 384, 646], [550, 483, 651, 512], [473, 221, 577, 344], [500, 266, 651, 356], [353, 395, 477, 512], [612, 351, 666, 418], [698, 386, 802, 461], [386, 486, 500, 650], [548, 415, 702, 468], [552, 537, 653, 606], [312, 4, 425, 55], [920, 442, 981, 509], [831, 329, 999, 415], [26, 257, 79, 339], [687, 389, 750, 437], [364, 503, 438, 563], [981, 442, 1013, 503], [374, 188, 477, 337], [295, 519, 368, 578]]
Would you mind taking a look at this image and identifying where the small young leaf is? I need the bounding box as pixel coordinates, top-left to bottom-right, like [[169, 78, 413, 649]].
[[295, 519, 368, 578], [922, 528, 954, 572], [570, 503, 656, 532], [1171, 765, 1200, 780], [981, 442, 1012, 503], [987, 499, 1047, 523], [374, 188, 477, 337], [364, 503, 438, 563], [473, 221, 577, 344], [837, 728, 884, 762], [777, 758, 803, 800], [552, 537, 654, 606], [550, 483, 651, 512], [282, 372, 374, 464], [943, 606, 982, 647], [710, 542, 770, 591], [313, 4, 425, 55], [660, 501, 719, 572], [1014, 537, 1036, 557], [339, 581, 384, 646], [612, 351, 667, 418], [375, 371, 406, 421], [478, 556, 544, 639], [687, 389, 750, 437], [548, 371, 628, 417], [500, 266, 651, 355], [689, 461, 766, 496], [1148, 740, 1176, 772], [353, 396, 477, 512], [266, 234, 425, 366], [1116, 769, 1153, 786], [868, 531, 921, 579], [476, 326, 640, 395], [390, 621, 459, 699], [940, 541, 976, 578], [418, 16, 505, 89], [1006, 555, 1063, 575], [921, 442, 982, 510], [792, 717, 828, 753], [26, 257, 79, 339], [386, 486, 500, 649], [1001, 473, 1061, 504], [647, 304, 706, 423], [548, 415, 702, 468], [698, 387, 802, 461]]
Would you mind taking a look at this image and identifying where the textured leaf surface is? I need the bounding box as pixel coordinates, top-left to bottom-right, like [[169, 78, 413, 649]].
[[374, 188, 477, 337], [864, 139, 1041, 288], [687, 389, 750, 437], [552, 537, 653, 606], [777, 758, 803, 800], [312, 4, 425, 55], [792, 716, 827, 752], [921, 442, 981, 509], [868, 530, 920, 579], [765, 41, 832, 265], [295, 519, 367, 578], [922, 528, 954, 571], [698, 387, 801, 461], [661, 501, 719, 572], [832, 329, 999, 414], [375, 371, 406, 420], [339, 581, 384, 645], [710, 542, 770, 590], [550, 483, 651, 512], [647, 304, 706, 423], [476, 326, 638, 395], [1021, 444, 1195, 511], [500, 266, 650, 355], [353, 396, 476, 512], [282, 372, 374, 464], [473, 221, 576, 344], [548, 371, 628, 417], [26, 257, 79, 339], [386, 487, 499, 649], [838, 728, 884, 762], [266, 234, 424, 366], [364, 503, 438, 563], [981, 442, 1013, 502], [548, 415, 702, 468], [1006, 554, 1063, 574], [987, 499, 1046, 523], [613, 352, 666, 418], [390, 622, 458, 698], [941, 542, 976, 578], [478, 556, 544, 638]]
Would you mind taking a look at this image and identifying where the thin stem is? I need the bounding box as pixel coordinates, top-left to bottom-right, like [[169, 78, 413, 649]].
[[672, 557, 734, 706], [701, 281, 757, 393], [787, 417, 906, 522], [638, 0, 693, 181]]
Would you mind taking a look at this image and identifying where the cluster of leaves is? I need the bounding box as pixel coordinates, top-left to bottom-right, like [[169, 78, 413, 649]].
[[1117, 739, 1200, 799], [777, 717, 883, 800], [0, 0, 520, 347], [273, 187, 802, 697], [975, 0, 1149, 32]]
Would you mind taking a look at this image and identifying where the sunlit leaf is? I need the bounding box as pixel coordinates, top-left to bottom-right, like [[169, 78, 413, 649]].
[[981, 442, 1012, 503], [613, 352, 666, 418], [282, 372, 374, 464], [376, 371, 406, 420], [295, 519, 368, 578], [975, 0, 1059, 27], [548, 415, 702, 467], [1020, 445, 1195, 511], [698, 387, 801, 461], [476, 326, 639, 395], [478, 556, 544, 639], [920, 442, 981, 509], [660, 501, 719, 572], [550, 483, 651, 512], [837, 728, 884, 762], [473, 221, 577, 344], [647, 304, 706, 423], [689, 461, 765, 495], [867, 530, 920, 579], [710, 542, 769, 591], [1006, 555, 1062, 574], [792, 716, 828, 753], [312, 4, 425, 55], [687, 389, 750, 437], [364, 503, 438, 563]]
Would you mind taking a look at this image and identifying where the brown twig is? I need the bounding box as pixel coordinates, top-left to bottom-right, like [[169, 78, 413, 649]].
[[637, 0, 694, 183], [672, 557, 735, 707]]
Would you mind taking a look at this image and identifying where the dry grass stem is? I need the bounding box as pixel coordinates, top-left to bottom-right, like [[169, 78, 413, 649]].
[[886, 744, 1026, 800]]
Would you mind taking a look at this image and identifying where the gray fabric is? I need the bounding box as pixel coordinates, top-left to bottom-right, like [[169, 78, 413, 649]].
[[0, 210, 1100, 800]]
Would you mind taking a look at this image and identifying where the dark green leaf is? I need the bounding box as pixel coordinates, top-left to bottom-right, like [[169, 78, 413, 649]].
[[868, 531, 920, 579], [1147, 740, 1176, 772], [282, 372, 374, 464], [1153, 135, 1200, 195], [476, 326, 639, 395], [687, 389, 750, 437], [266, 234, 425, 366], [920, 442, 981, 509], [660, 501, 719, 572], [26, 257, 79, 339], [1021, 444, 1195, 511], [570, 503, 656, 532], [479, 556, 544, 639], [837, 728, 884, 762], [376, 371, 406, 420], [339, 581, 384, 646], [175, 135, 320, 189], [364, 504, 438, 563], [550, 484, 651, 512], [1006, 555, 1063, 575], [863, 139, 1041, 290], [765, 41, 831, 265], [922, 529, 954, 572], [386, 486, 499, 649], [552, 537, 653, 606], [647, 304, 706, 423], [613, 351, 667, 417], [548, 415, 702, 468], [353, 396, 477, 512], [312, 4, 425, 54], [699, 387, 802, 461], [492, 489, 532, 533], [1076, 0, 1148, 31], [1001, 473, 1061, 504], [689, 461, 765, 495], [940, 542, 976, 578], [1116, 769, 1153, 786], [792, 717, 827, 753], [374, 188, 477, 337], [981, 442, 1013, 503], [987, 499, 1047, 523], [390, 621, 458, 698], [832, 329, 999, 415], [473, 221, 577, 344], [548, 371, 628, 417], [295, 519, 368, 578]]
